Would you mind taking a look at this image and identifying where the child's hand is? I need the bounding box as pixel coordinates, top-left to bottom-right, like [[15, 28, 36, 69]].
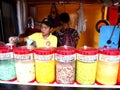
[[9, 36, 19, 44]]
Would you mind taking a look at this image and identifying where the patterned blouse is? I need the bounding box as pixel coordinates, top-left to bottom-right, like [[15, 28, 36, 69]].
[[52, 28, 79, 48]]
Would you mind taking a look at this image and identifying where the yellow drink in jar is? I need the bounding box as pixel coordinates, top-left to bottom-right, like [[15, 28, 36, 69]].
[[35, 60, 55, 83], [76, 60, 97, 84], [76, 46, 98, 85], [34, 47, 55, 83], [96, 48, 119, 85]]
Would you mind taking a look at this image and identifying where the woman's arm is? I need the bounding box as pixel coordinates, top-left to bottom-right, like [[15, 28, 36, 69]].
[[9, 36, 28, 46]]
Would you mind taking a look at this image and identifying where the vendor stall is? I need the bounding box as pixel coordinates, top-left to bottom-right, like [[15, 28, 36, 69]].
[[0, 0, 120, 90]]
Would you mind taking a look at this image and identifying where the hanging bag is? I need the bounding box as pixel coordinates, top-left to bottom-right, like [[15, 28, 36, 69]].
[[48, 3, 61, 28]]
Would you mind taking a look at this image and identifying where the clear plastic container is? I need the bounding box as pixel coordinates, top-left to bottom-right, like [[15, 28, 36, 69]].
[[96, 48, 119, 85], [55, 46, 76, 84], [76, 46, 98, 85], [13, 46, 35, 83], [117, 49, 120, 85], [0, 47, 16, 81], [34, 47, 55, 83]]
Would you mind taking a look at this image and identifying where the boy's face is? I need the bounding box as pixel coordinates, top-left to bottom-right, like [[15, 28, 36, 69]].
[[40, 23, 51, 36]]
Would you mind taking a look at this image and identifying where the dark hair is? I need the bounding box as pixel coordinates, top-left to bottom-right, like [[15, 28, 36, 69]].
[[60, 12, 70, 23], [41, 18, 53, 28]]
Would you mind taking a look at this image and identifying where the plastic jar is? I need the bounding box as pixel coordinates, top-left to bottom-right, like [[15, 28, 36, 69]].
[[0, 47, 16, 81], [13, 46, 35, 83], [76, 46, 98, 85], [96, 48, 119, 85], [5, 43, 16, 50], [55, 46, 76, 84], [34, 47, 55, 83], [117, 63, 120, 84], [117, 49, 120, 84]]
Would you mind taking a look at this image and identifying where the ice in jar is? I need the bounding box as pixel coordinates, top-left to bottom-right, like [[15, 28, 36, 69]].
[[0, 47, 16, 81], [13, 46, 35, 83]]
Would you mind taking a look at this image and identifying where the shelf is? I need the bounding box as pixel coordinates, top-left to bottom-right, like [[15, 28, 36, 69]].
[[0, 80, 120, 88]]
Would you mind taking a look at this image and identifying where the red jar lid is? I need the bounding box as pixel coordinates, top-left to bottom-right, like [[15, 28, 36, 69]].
[[99, 48, 119, 55], [77, 46, 98, 55], [55, 46, 76, 55], [0, 48, 12, 53], [0, 46, 8, 49], [34, 47, 55, 55], [13, 46, 32, 54]]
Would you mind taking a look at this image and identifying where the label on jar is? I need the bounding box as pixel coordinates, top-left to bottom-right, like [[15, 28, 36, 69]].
[[55, 54, 76, 62], [14, 53, 33, 60], [99, 54, 119, 63], [77, 54, 98, 63], [0, 52, 13, 60], [34, 54, 53, 61]]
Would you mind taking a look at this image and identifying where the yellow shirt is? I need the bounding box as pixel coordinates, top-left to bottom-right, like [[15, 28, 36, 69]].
[[28, 33, 57, 48]]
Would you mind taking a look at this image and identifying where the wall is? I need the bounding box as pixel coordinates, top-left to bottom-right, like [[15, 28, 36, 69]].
[[30, 3, 103, 48]]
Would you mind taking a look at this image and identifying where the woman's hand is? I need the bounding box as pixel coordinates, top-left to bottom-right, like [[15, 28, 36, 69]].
[[8, 36, 19, 44]]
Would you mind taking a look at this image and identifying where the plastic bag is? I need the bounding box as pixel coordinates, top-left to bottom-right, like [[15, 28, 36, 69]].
[[77, 3, 87, 34]]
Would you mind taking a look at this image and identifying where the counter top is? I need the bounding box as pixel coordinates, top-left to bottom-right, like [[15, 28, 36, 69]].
[[0, 80, 120, 88]]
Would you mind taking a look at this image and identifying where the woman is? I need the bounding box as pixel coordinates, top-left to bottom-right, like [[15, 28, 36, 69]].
[[9, 17, 57, 48]]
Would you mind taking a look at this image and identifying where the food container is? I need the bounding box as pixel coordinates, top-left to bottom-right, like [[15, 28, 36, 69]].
[[34, 47, 55, 83], [117, 63, 120, 84], [96, 48, 119, 85], [76, 46, 98, 85], [117, 49, 120, 84], [0, 47, 16, 81], [5, 43, 15, 50], [13, 46, 35, 83], [55, 46, 76, 84]]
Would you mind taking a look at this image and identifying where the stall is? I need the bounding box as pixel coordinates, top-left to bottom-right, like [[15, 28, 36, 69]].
[[0, 0, 120, 90]]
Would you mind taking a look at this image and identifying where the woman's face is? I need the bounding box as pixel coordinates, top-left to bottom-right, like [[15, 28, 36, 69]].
[[40, 23, 51, 36]]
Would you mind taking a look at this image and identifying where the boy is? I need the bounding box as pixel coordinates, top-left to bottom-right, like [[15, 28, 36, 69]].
[[52, 12, 79, 48]]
